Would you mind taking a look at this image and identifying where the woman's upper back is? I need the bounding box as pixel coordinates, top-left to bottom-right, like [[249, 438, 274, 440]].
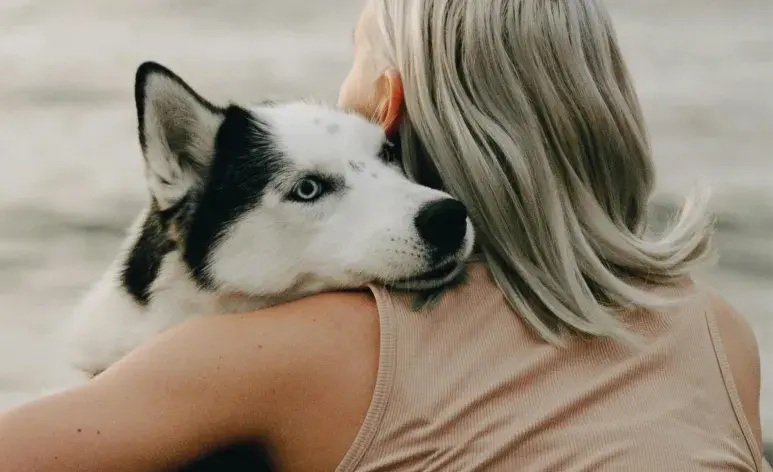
[[335, 263, 764, 471]]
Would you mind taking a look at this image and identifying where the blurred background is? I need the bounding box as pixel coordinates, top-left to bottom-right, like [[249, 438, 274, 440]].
[[0, 0, 770, 443]]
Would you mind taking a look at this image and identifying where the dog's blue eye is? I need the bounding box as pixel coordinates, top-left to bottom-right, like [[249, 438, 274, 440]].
[[291, 178, 325, 202]]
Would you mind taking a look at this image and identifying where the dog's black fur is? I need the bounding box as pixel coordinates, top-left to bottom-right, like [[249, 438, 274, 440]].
[[121, 201, 177, 305], [129, 62, 286, 296]]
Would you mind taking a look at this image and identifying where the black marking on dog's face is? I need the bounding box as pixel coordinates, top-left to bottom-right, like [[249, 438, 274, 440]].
[[121, 202, 177, 306], [181, 105, 284, 290], [348, 160, 365, 173], [126, 62, 290, 296], [378, 136, 401, 168]]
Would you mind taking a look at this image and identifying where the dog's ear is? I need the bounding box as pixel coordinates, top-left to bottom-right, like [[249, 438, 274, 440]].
[[134, 62, 225, 209]]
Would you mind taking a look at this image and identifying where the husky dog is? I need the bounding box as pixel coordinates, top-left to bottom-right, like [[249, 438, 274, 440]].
[[64, 62, 475, 378]]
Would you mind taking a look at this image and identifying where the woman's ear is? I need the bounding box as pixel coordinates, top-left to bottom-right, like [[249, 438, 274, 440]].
[[376, 68, 404, 136]]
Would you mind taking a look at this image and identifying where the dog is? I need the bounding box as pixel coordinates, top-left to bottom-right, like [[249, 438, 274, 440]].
[[64, 61, 475, 386]]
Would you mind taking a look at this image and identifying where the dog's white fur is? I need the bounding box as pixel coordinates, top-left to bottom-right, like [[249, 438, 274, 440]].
[[64, 63, 475, 377]]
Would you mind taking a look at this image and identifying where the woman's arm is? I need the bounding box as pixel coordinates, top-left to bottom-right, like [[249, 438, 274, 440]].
[[0, 319, 269, 471], [0, 291, 380, 472]]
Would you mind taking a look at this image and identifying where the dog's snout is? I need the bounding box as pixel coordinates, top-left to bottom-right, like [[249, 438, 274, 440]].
[[414, 198, 468, 260]]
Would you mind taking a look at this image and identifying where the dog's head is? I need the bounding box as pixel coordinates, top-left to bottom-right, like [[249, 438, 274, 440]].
[[133, 62, 475, 298]]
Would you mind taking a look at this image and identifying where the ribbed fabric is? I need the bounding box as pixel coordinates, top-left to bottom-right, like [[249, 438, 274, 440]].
[[336, 263, 763, 472]]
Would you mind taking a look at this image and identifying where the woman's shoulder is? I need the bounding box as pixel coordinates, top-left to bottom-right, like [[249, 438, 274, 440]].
[[171, 289, 382, 412], [693, 285, 764, 453], [109, 290, 381, 469], [691, 284, 760, 369]]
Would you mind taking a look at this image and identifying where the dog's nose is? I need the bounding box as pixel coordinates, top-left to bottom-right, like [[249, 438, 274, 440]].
[[414, 198, 468, 261]]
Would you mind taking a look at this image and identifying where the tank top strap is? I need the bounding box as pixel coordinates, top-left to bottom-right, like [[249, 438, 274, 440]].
[[335, 282, 399, 472], [704, 301, 766, 469]]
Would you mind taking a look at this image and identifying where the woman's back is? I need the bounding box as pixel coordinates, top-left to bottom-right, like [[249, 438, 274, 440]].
[[338, 263, 764, 471]]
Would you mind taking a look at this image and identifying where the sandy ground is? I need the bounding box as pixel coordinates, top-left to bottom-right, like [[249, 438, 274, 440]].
[[0, 0, 770, 442]]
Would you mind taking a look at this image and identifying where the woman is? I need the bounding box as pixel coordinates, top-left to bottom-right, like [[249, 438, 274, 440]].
[[0, 0, 768, 471]]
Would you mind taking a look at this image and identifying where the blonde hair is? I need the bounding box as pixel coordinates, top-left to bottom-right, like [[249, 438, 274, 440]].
[[371, 0, 715, 345]]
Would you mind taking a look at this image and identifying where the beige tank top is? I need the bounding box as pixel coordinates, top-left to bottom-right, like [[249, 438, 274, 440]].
[[336, 263, 764, 471]]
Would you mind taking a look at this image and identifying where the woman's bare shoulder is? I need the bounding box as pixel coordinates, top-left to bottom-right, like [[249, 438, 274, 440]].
[[158, 290, 382, 466], [702, 289, 763, 452], [140, 289, 382, 417], [176, 291, 382, 468]]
